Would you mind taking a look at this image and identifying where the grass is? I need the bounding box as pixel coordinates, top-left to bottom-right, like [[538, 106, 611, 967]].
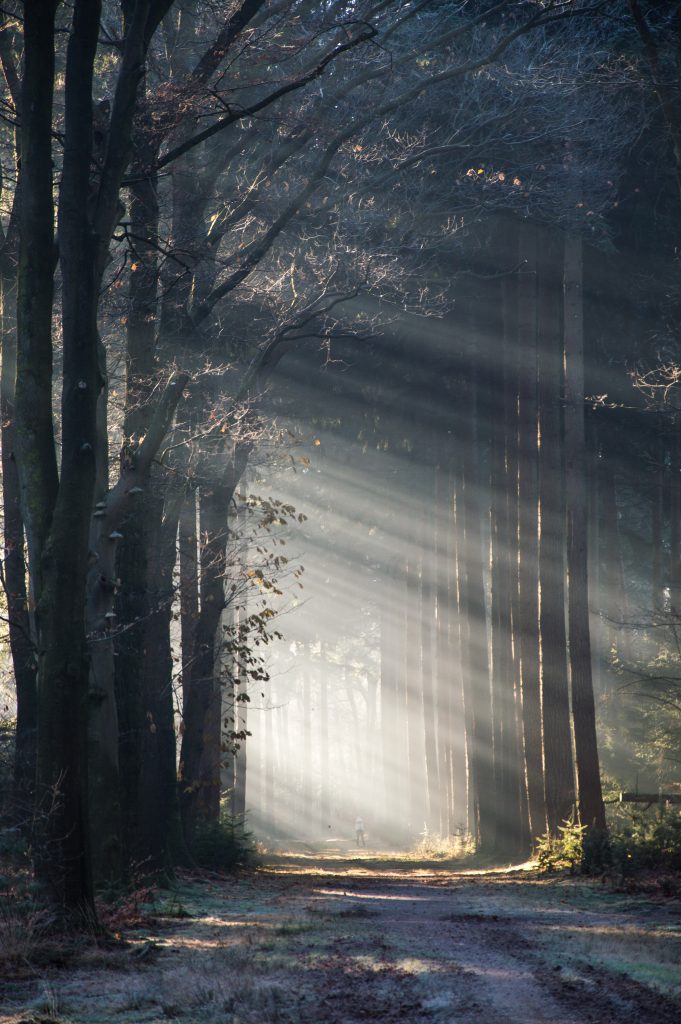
[[1, 851, 680, 1022]]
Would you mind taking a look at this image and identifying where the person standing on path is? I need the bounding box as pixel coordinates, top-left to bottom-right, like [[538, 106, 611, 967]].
[[355, 816, 365, 848]]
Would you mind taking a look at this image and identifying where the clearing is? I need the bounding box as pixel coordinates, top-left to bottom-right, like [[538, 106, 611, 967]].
[[2, 852, 680, 1023]]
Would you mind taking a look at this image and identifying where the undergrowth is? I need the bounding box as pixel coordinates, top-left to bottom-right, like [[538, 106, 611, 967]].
[[191, 813, 258, 872], [536, 806, 681, 886], [413, 829, 475, 860]]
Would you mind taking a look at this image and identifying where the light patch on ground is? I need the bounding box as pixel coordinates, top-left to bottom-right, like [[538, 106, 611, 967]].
[[1, 854, 680, 1024]]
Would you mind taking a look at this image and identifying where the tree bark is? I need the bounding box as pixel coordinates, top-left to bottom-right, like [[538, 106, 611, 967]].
[[14, 1, 59, 585], [1, 243, 37, 824], [420, 497, 439, 832], [320, 646, 329, 832], [180, 479, 231, 836], [405, 552, 426, 834], [517, 219, 545, 844], [564, 231, 606, 835], [29, 0, 102, 916], [537, 226, 575, 836], [232, 602, 249, 821], [458, 297, 495, 852], [490, 262, 525, 857]]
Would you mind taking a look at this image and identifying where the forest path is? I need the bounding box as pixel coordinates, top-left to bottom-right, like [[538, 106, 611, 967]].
[[1, 853, 680, 1024]]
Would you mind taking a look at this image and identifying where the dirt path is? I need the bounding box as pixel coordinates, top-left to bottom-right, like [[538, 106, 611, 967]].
[[2, 854, 680, 1024]]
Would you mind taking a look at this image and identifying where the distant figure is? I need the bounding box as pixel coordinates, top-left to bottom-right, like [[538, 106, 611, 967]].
[[355, 816, 365, 848]]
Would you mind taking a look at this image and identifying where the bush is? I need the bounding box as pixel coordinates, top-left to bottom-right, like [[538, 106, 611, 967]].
[[191, 814, 257, 872], [536, 816, 587, 873], [413, 829, 474, 859], [536, 806, 681, 879], [609, 809, 681, 878]]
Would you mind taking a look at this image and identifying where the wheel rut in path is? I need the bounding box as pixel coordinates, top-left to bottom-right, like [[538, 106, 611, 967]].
[[293, 868, 681, 1024], [2, 858, 679, 1024]]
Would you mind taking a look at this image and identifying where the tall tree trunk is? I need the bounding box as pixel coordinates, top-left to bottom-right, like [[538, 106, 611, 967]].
[[420, 499, 439, 832], [587, 419, 604, 695], [490, 264, 525, 858], [137, 484, 185, 872], [379, 567, 397, 837], [449, 482, 470, 836], [320, 649, 330, 832], [651, 418, 664, 617], [28, 0, 102, 915], [434, 466, 458, 836], [564, 232, 606, 835], [233, 602, 249, 820], [180, 479, 231, 837], [1, 254, 37, 824], [302, 654, 311, 834], [516, 221, 545, 843], [599, 449, 630, 676], [537, 226, 575, 835], [458, 298, 495, 852], [504, 264, 529, 856], [115, 137, 184, 876], [15, 1, 59, 584], [179, 487, 199, 708], [405, 553, 426, 834], [670, 418, 681, 618], [263, 685, 274, 829]]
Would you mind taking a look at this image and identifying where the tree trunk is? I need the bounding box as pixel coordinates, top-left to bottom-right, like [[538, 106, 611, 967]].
[[302, 654, 311, 834], [15, 1, 59, 585], [458, 298, 495, 852], [420, 499, 439, 832], [180, 479, 231, 837], [179, 487, 199, 708], [1, 256, 37, 825], [232, 602, 249, 821], [114, 145, 187, 877], [449, 480, 470, 836], [405, 553, 426, 835], [137, 484, 185, 872], [490, 263, 525, 857], [651, 417, 664, 616], [320, 652, 330, 832], [517, 219, 545, 844], [434, 465, 459, 837], [564, 232, 606, 835], [599, 449, 629, 676], [28, 0, 105, 916], [263, 685, 274, 830], [537, 226, 575, 835]]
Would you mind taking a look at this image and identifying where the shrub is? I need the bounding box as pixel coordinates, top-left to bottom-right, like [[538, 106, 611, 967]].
[[413, 829, 474, 859], [191, 814, 257, 872], [536, 806, 681, 879], [609, 809, 681, 878], [536, 816, 587, 873]]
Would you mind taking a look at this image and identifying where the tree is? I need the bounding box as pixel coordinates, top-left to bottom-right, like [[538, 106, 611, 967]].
[[563, 229, 606, 835], [14, 0, 180, 916]]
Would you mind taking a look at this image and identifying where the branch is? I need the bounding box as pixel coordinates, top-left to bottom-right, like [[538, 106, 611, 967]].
[[90, 371, 189, 547], [629, 0, 681, 184], [136, 371, 191, 475], [93, 0, 175, 269], [190, 0, 269, 86], [191, 128, 353, 322], [187, 6, 564, 321], [0, 4, 21, 114], [156, 23, 376, 171]]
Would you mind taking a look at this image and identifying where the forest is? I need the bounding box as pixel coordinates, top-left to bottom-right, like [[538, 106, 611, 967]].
[[0, 1, 680, 1022]]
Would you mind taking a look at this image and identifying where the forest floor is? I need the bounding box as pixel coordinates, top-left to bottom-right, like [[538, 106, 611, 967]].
[[1, 850, 681, 1024]]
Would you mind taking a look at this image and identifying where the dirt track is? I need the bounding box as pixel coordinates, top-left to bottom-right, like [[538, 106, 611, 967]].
[[2, 854, 680, 1023]]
